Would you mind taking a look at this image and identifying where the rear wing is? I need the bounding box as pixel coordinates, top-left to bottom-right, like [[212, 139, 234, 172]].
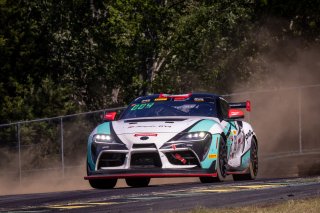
[[229, 100, 251, 112]]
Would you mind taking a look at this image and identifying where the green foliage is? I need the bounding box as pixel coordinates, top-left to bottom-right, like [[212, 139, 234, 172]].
[[0, 0, 319, 123], [152, 1, 254, 94], [255, 0, 320, 41], [0, 77, 77, 122]]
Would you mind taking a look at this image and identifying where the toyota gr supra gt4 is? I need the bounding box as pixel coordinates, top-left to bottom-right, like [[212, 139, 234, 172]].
[[85, 93, 258, 189]]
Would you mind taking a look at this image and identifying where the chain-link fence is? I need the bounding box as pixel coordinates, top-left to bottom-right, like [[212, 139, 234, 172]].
[[0, 107, 125, 185], [1, 85, 320, 186]]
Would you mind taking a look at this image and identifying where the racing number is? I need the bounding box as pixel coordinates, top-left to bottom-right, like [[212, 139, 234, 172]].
[[131, 103, 154, 111]]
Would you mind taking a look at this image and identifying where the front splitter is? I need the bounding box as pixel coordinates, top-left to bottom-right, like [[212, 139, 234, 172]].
[[84, 168, 217, 180]]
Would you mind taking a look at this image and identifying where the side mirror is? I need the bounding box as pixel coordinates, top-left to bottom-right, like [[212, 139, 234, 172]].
[[104, 111, 117, 121], [228, 109, 244, 119]]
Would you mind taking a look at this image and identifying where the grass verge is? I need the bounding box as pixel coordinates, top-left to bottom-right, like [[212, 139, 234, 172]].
[[187, 197, 320, 213]]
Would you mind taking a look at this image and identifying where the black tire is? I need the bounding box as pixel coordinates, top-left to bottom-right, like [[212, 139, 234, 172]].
[[125, 178, 150, 187], [89, 179, 117, 189], [200, 136, 227, 183], [86, 161, 117, 189], [233, 137, 258, 181]]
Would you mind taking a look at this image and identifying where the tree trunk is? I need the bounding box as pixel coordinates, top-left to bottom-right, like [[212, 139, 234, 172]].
[[143, 50, 171, 95], [111, 87, 120, 104]]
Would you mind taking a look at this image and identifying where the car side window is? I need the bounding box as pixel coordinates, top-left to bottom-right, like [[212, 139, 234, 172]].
[[219, 98, 229, 119]]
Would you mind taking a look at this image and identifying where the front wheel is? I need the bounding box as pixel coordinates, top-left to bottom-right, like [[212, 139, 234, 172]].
[[126, 178, 150, 187], [200, 136, 227, 183], [89, 179, 117, 189], [87, 161, 117, 189], [233, 137, 258, 181]]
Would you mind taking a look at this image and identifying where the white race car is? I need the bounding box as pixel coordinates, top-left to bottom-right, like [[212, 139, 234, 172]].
[[85, 93, 258, 189]]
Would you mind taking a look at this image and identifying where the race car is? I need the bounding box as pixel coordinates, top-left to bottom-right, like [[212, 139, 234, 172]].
[[85, 93, 258, 189]]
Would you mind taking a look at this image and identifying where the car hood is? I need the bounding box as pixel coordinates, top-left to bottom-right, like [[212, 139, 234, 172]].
[[109, 116, 220, 147], [112, 116, 209, 135]]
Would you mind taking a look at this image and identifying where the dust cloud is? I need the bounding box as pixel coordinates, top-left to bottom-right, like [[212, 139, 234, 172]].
[[0, 159, 200, 196], [0, 120, 92, 195], [0, 164, 89, 195], [229, 27, 320, 178]]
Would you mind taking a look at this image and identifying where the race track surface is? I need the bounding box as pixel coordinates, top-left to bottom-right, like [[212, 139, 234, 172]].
[[1, 176, 320, 212]]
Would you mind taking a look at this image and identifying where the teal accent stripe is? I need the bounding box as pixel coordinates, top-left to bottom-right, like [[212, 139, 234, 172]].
[[97, 122, 111, 134], [190, 119, 217, 132], [223, 123, 230, 134], [224, 121, 238, 158], [87, 134, 95, 171], [201, 134, 220, 169], [190, 120, 219, 169], [223, 123, 231, 156], [87, 122, 112, 171], [240, 149, 251, 169]]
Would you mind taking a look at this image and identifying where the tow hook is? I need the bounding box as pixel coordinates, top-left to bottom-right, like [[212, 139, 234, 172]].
[[174, 153, 187, 164]]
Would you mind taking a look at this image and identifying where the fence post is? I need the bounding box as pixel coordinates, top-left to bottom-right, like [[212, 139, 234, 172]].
[[60, 117, 65, 178], [17, 123, 22, 185], [298, 88, 302, 153]]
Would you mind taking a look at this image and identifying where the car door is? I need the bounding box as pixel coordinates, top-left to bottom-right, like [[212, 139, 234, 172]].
[[218, 98, 244, 168]]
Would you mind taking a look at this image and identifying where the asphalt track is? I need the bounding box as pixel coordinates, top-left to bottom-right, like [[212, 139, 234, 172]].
[[1, 176, 320, 212]]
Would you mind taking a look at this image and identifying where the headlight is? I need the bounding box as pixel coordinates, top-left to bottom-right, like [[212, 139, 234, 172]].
[[93, 134, 114, 143], [177, 131, 209, 141]]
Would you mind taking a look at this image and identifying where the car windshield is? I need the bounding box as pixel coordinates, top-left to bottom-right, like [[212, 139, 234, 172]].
[[120, 101, 217, 119]]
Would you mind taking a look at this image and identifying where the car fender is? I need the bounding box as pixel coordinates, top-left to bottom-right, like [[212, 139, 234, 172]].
[[188, 119, 224, 169], [87, 122, 112, 171], [239, 121, 256, 169]]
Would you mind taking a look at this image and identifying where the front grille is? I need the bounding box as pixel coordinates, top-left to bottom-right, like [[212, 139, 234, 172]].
[[132, 143, 157, 149], [165, 151, 200, 166], [97, 153, 126, 169], [130, 152, 162, 168]]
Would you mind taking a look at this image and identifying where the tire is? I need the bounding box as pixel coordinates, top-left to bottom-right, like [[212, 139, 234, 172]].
[[125, 178, 150, 187], [86, 161, 117, 189], [233, 137, 258, 181], [89, 179, 117, 189], [200, 136, 227, 183]]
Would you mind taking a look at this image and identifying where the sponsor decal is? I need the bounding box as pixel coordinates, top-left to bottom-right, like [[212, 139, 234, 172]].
[[154, 97, 167, 101], [208, 154, 217, 159], [134, 133, 158, 137], [141, 99, 151, 103], [132, 125, 156, 128], [245, 130, 253, 140], [194, 98, 204, 102], [128, 125, 171, 128], [158, 125, 171, 128], [174, 97, 187, 101]]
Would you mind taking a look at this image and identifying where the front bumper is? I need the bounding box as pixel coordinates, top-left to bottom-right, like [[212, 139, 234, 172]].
[[84, 167, 217, 180], [87, 132, 218, 178]]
